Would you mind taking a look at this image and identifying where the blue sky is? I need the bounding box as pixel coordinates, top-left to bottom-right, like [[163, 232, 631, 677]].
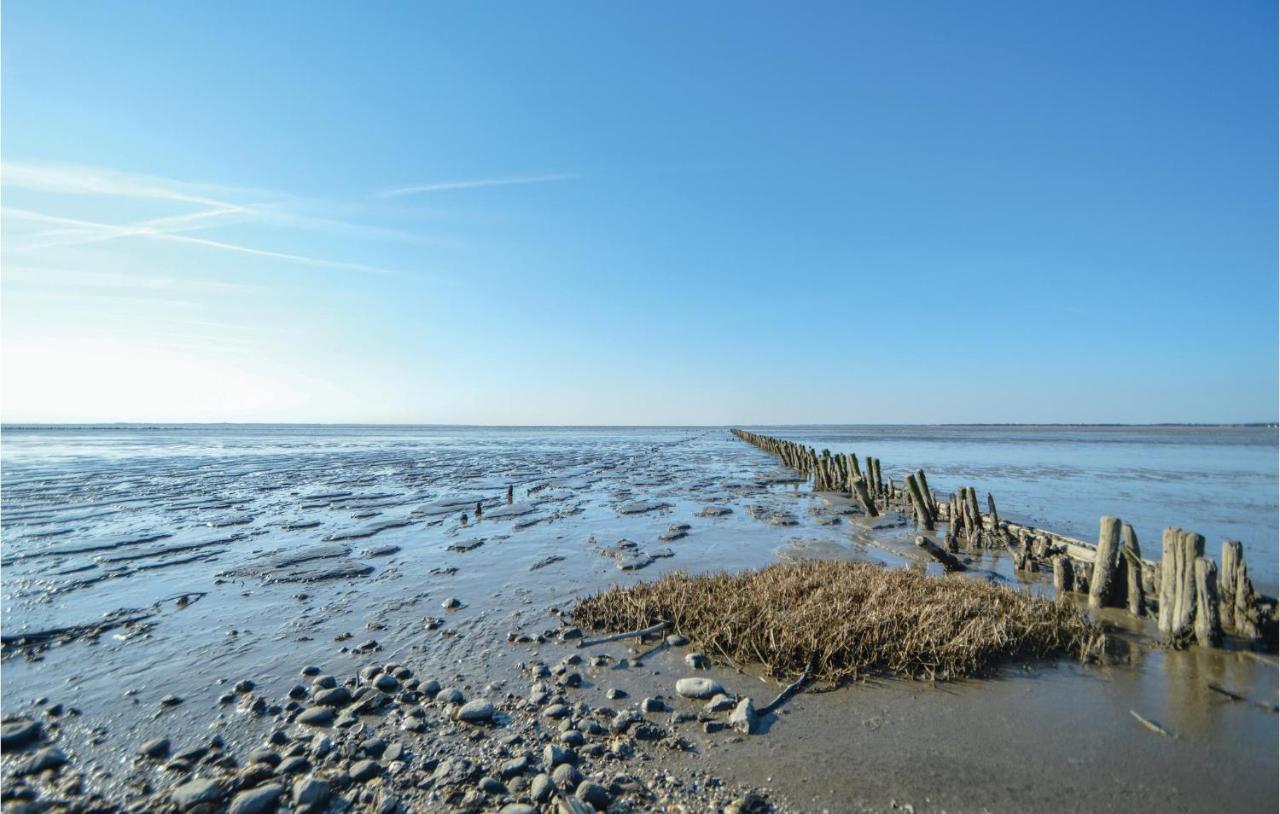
[[2, 2, 1275, 424]]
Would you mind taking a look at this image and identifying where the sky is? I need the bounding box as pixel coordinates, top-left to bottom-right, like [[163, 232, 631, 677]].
[[2, 1, 1276, 425]]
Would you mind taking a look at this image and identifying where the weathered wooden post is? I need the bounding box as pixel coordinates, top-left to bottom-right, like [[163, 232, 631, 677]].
[[1193, 557, 1223, 647], [1220, 539, 1260, 641], [852, 476, 879, 517], [986, 493, 1000, 529], [475, 501, 483, 519], [506, 484, 514, 504], [905, 473, 935, 531], [1053, 554, 1074, 595], [915, 470, 936, 518], [1088, 516, 1122, 610], [1157, 528, 1179, 633], [1120, 522, 1144, 616], [1173, 531, 1205, 636]]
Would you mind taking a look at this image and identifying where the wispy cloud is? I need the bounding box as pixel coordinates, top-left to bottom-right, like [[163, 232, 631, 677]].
[[375, 172, 576, 199], [2, 162, 398, 275]]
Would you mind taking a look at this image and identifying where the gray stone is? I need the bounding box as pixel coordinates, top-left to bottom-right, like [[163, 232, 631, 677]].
[[729, 697, 758, 734], [675, 677, 723, 699], [705, 693, 736, 712], [296, 706, 333, 727], [349, 759, 381, 782], [684, 652, 710, 669], [640, 697, 665, 713], [575, 780, 611, 810], [551, 762, 580, 789], [228, 783, 283, 814], [16, 747, 67, 776], [138, 737, 171, 758], [530, 773, 554, 803], [0, 719, 41, 749], [436, 687, 465, 706], [171, 778, 224, 810], [311, 687, 351, 707], [455, 699, 494, 723], [478, 776, 506, 794], [291, 775, 330, 808], [275, 756, 309, 775], [500, 805, 538, 814]]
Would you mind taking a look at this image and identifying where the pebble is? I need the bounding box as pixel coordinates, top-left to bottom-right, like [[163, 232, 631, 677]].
[[292, 775, 330, 809], [170, 778, 224, 810], [675, 677, 724, 699], [551, 762, 581, 789], [247, 747, 281, 766], [442, 597, 462, 609], [138, 737, 171, 759], [605, 688, 627, 700], [373, 674, 399, 692], [501, 805, 538, 814], [705, 693, 736, 712], [666, 634, 689, 646], [276, 755, 309, 775], [312, 687, 351, 707], [730, 697, 758, 734], [160, 694, 184, 707], [436, 687, 465, 706], [543, 744, 573, 766], [640, 697, 666, 713], [0, 719, 41, 749], [228, 783, 283, 814], [455, 699, 495, 723], [530, 773, 554, 803], [500, 755, 529, 778], [684, 652, 710, 669], [478, 776, 506, 794], [297, 706, 333, 727], [575, 780, 611, 810], [348, 759, 381, 782], [16, 747, 67, 775], [235, 680, 255, 693]]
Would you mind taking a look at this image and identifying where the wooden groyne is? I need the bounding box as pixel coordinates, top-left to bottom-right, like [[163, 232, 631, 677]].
[[730, 429, 1277, 653]]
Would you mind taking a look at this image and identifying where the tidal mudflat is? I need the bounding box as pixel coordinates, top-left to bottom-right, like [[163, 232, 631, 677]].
[[1, 425, 1276, 812]]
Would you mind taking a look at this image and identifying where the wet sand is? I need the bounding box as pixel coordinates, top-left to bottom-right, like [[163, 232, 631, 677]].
[[1, 426, 1276, 811]]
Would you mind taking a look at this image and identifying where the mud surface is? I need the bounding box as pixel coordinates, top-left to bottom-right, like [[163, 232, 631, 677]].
[[1, 425, 1276, 812]]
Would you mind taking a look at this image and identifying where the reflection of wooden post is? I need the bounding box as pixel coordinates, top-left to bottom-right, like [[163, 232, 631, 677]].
[[905, 474, 934, 531], [1120, 523, 1144, 616], [1088, 516, 1122, 610], [1193, 557, 1222, 647]]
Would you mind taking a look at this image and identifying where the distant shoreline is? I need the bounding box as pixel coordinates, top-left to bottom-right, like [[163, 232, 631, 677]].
[[2, 422, 1277, 431]]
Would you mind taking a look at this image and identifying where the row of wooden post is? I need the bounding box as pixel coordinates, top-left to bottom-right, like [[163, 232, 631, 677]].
[[731, 429, 1271, 651]]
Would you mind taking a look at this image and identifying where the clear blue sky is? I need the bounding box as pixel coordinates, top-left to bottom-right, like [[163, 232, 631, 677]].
[[2, 2, 1275, 424]]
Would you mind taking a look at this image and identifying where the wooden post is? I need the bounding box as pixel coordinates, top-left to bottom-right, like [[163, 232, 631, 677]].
[[506, 484, 514, 504], [905, 473, 935, 531], [986, 493, 1000, 529], [1053, 555, 1074, 595], [1173, 531, 1205, 636], [1193, 557, 1223, 647], [1121, 522, 1144, 617], [851, 476, 879, 518], [1220, 540, 1260, 641], [915, 470, 936, 518], [1088, 516, 1122, 610], [1157, 528, 1179, 633]]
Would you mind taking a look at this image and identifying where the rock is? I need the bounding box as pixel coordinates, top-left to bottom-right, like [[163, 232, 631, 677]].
[[725, 790, 770, 814], [730, 697, 758, 734], [296, 706, 334, 727], [373, 674, 399, 693], [228, 783, 283, 814], [0, 719, 41, 749], [551, 762, 581, 789], [436, 687, 465, 706], [311, 675, 336, 690], [248, 748, 281, 767], [16, 747, 67, 775], [542, 703, 569, 719], [161, 694, 184, 707], [684, 652, 710, 669], [349, 759, 381, 782], [138, 737, 171, 759], [559, 729, 584, 746], [292, 775, 330, 809], [171, 778, 224, 810], [478, 776, 506, 794], [605, 688, 627, 700], [543, 744, 573, 767], [455, 699, 495, 723], [705, 693, 736, 713], [500, 755, 529, 778], [501, 805, 538, 814], [442, 597, 462, 610], [235, 680, 256, 693], [666, 634, 689, 646], [312, 687, 351, 707], [301, 666, 321, 676], [275, 756, 309, 775], [640, 697, 666, 713], [530, 773, 554, 803], [558, 796, 595, 814], [675, 677, 723, 699], [575, 780, 611, 810], [288, 685, 308, 700]]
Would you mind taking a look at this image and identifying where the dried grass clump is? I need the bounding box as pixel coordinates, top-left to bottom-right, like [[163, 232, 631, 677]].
[[572, 561, 1101, 682]]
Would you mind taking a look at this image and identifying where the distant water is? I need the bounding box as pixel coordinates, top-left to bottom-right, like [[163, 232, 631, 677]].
[[754, 424, 1279, 590]]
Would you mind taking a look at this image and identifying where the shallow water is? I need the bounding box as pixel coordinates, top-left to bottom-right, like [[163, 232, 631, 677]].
[[1, 424, 1276, 811]]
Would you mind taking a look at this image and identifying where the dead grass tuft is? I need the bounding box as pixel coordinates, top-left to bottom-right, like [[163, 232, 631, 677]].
[[572, 561, 1101, 682]]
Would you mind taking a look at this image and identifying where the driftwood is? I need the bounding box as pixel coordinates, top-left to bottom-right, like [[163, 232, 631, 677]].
[[1130, 709, 1172, 737], [915, 535, 966, 572], [757, 658, 815, 716], [576, 621, 670, 648]]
